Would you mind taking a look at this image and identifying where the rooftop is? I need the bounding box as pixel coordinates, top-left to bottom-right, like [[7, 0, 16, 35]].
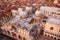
[[48, 17, 60, 25]]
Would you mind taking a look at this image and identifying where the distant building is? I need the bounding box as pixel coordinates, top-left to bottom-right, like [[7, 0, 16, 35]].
[[43, 17, 60, 40], [40, 6, 60, 19]]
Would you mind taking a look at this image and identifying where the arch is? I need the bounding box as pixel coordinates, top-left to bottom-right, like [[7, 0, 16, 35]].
[[11, 32, 16, 38], [51, 36, 53, 38], [23, 37, 27, 40], [7, 31, 10, 35], [48, 35, 50, 37], [54, 37, 56, 40], [18, 35, 22, 39], [57, 39, 60, 40], [45, 34, 47, 36]]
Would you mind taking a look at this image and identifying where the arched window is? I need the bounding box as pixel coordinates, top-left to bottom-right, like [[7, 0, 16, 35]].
[[7, 31, 10, 35], [54, 37, 56, 40], [50, 27, 53, 30], [59, 30, 60, 32], [11, 26, 17, 32], [51, 36, 53, 38], [23, 37, 27, 40], [48, 35, 50, 37], [18, 35, 21, 39], [12, 32, 16, 37], [57, 39, 60, 40]]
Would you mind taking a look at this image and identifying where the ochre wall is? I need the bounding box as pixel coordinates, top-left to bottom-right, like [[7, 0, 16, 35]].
[[44, 22, 60, 36]]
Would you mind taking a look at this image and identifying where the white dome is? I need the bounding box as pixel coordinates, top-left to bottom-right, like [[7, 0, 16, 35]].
[[26, 6, 32, 12], [18, 8, 23, 13], [32, 3, 36, 6], [19, 10, 28, 18], [35, 10, 41, 17]]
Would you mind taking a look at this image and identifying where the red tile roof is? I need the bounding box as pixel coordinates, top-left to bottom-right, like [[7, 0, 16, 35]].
[[43, 2, 60, 8]]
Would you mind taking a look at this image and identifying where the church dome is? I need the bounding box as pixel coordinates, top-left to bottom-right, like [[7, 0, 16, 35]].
[[35, 10, 41, 17], [19, 10, 28, 18], [26, 6, 32, 11], [18, 8, 23, 12]]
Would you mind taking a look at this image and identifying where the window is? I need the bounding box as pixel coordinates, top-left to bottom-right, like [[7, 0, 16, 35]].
[[51, 36, 53, 38], [44, 10, 45, 13], [18, 35, 21, 39], [7, 31, 10, 35], [43, 16, 48, 19], [59, 35, 60, 37], [54, 37, 56, 40], [58, 0, 60, 4], [23, 37, 26, 40], [12, 32, 16, 37], [11, 26, 17, 32], [59, 30, 60, 32], [42, 20, 46, 23], [48, 35, 50, 37], [57, 39, 60, 40], [50, 27, 53, 30], [57, 13, 60, 15], [51, 12, 56, 14], [45, 34, 47, 36]]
